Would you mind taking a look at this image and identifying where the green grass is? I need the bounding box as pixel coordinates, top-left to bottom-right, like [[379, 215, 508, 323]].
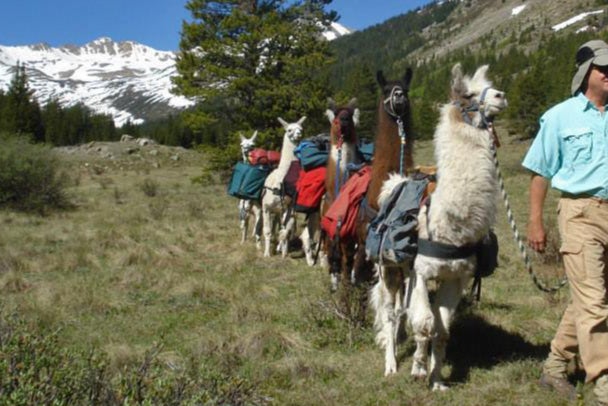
[[0, 131, 588, 405]]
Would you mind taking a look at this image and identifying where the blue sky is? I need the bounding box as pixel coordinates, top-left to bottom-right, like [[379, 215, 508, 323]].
[[2, 1, 433, 51]]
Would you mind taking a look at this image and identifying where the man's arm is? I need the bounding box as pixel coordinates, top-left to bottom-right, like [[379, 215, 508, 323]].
[[527, 174, 549, 252]]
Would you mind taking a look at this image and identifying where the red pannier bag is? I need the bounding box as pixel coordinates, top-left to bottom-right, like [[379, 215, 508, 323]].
[[294, 166, 326, 213], [321, 166, 372, 241], [248, 148, 281, 166]]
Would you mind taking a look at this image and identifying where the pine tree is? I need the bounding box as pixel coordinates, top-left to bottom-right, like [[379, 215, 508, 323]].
[[1, 63, 44, 141], [173, 0, 336, 148]]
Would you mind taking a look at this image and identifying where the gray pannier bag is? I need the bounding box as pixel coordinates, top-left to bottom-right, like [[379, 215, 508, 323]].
[[365, 178, 429, 264]]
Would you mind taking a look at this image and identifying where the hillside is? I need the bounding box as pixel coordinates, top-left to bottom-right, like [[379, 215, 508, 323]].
[[331, 0, 607, 76]]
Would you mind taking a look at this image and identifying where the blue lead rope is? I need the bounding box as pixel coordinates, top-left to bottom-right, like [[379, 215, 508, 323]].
[[397, 117, 407, 176]]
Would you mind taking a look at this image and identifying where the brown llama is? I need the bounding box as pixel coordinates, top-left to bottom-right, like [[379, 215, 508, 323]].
[[350, 69, 420, 376], [321, 97, 361, 292], [352, 69, 414, 283]]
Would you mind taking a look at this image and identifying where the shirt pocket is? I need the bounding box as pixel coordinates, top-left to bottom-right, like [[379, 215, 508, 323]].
[[560, 128, 593, 164]]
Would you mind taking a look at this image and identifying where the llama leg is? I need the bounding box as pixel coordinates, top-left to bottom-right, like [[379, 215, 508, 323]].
[[252, 203, 262, 250], [262, 206, 272, 257], [301, 212, 319, 266], [279, 210, 295, 258], [379, 265, 405, 376], [429, 278, 463, 391], [408, 269, 434, 380], [239, 200, 249, 244], [409, 261, 435, 338]]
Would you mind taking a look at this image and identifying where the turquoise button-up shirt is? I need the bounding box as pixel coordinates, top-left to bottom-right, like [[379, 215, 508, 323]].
[[522, 92, 608, 199]]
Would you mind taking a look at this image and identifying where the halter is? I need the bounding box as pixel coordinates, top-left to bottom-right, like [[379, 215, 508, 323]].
[[382, 85, 409, 176], [454, 86, 493, 130]]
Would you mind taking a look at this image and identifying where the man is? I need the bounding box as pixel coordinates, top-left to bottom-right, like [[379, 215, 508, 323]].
[[523, 39, 608, 404]]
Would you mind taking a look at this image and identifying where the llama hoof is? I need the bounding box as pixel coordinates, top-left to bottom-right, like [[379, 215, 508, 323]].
[[411, 362, 428, 379], [384, 360, 398, 376], [330, 274, 339, 292], [431, 382, 449, 392]]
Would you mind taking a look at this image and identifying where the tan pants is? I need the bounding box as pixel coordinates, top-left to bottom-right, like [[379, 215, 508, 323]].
[[548, 197, 608, 384]]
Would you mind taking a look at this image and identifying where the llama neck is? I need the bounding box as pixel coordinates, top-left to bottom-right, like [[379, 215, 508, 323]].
[[330, 139, 359, 174], [366, 107, 413, 209], [241, 150, 248, 162], [275, 135, 297, 177]]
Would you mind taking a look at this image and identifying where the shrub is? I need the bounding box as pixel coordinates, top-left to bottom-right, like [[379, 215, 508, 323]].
[[0, 313, 269, 405], [140, 178, 160, 197], [0, 133, 72, 214]]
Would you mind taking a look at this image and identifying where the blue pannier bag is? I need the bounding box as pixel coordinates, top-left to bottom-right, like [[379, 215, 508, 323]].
[[358, 139, 374, 163], [365, 178, 428, 264], [227, 162, 271, 200], [295, 134, 330, 171]]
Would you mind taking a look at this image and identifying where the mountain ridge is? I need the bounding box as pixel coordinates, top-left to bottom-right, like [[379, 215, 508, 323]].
[[0, 22, 352, 127]]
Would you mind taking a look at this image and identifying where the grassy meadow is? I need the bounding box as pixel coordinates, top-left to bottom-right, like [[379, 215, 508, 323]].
[[0, 132, 585, 405]]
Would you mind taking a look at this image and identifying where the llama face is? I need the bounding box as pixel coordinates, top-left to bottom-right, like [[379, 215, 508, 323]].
[[278, 116, 306, 144], [239, 130, 258, 154], [377, 69, 413, 118], [451, 64, 507, 119], [326, 98, 359, 142]]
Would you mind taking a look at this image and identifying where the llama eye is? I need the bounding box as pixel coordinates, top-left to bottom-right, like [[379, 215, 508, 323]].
[[463, 94, 474, 100]]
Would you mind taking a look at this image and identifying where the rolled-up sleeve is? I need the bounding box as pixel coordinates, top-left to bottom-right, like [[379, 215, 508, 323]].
[[522, 114, 561, 179]]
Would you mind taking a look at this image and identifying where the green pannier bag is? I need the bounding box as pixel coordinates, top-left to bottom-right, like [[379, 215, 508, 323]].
[[227, 162, 271, 200]]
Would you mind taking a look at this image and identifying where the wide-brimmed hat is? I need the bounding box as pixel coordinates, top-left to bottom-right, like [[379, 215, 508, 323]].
[[571, 39, 608, 95]]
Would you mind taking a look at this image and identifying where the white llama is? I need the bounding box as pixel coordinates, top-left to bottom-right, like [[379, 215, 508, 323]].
[[406, 63, 507, 390], [261, 116, 306, 257], [238, 131, 262, 247]]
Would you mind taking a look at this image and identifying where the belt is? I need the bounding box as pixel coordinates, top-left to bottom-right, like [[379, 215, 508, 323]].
[[561, 193, 608, 203]]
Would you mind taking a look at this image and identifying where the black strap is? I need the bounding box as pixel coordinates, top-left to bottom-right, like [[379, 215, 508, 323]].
[[417, 238, 478, 259]]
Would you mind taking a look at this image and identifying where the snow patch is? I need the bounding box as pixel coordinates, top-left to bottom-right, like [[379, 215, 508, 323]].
[[512, 5, 526, 16], [552, 10, 603, 31]]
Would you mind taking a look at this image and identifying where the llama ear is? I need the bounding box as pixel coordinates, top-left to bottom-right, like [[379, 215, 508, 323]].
[[451, 63, 466, 96], [325, 109, 335, 123], [403, 68, 413, 87], [472, 65, 490, 83], [239, 132, 246, 142], [297, 116, 307, 125], [347, 98, 358, 108], [251, 130, 258, 142], [327, 97, 336, 111], [353, 108, 360, 127], [376, 70, 387, 88], [278, 117, 288, 129]]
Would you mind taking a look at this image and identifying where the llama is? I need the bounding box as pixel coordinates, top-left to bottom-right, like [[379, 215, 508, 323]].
[[320, 98, 361, 291], [407, 63, 507, 390], [261, 116, 305, 257], [238, 131, 262, 247], [354, 69, 415, 376]]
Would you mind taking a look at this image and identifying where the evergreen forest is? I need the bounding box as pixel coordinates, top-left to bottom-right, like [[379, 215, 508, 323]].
[[2, 0, 608, 153]]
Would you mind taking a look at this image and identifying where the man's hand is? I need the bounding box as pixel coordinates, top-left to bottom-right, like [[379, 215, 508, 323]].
[[527, 220, 546, 253], [526, 174, 549, 253]]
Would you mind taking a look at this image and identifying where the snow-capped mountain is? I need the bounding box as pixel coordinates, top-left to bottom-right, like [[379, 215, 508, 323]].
[[0, 22, 351, 127]]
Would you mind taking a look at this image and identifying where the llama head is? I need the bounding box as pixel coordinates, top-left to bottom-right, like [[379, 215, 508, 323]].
[[239, 130, 258, 154], [325, 97, 360, 143], [451, 63, 507, 120], [376, 68, 413, 119], [278, 116, 306, 144]]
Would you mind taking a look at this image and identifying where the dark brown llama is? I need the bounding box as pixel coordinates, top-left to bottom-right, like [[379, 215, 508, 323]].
[[352, 68, 414, 283], [321, 98, 361, 292]]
